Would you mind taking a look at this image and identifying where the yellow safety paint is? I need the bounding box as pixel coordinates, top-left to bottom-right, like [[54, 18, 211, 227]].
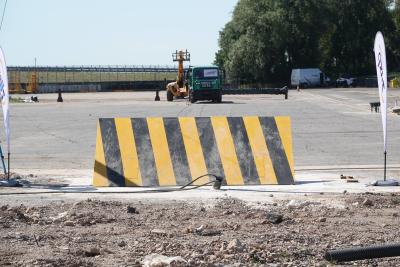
[[275, 117, 294, 176], [211, 117, 244, 185], [179, 117, 209, 185], [243, 116, 278, 184], [147, 117, 176, 186], [93, 122, 109, 187], [115, 118, 142, 186], [93, 116, 295, 187]]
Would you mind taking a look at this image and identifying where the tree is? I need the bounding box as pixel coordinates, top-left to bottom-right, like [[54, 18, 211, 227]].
[[216, 0, 398, 84], [322, 0, 394, 75], [387, 0, 400, 70]]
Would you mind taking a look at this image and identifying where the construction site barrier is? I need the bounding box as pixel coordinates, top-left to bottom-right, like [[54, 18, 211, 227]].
[[93, 116, 294, 187]]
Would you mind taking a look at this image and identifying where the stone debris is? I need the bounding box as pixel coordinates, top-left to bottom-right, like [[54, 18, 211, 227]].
[[118, 240, 127, 247], [196, 229, 222, 237], [126, 206, 139, 214], [265, 212, 283, 224], [142, 254, 186, 267], [63, 221, 75, 227], [227, 239, 245, 252], [51, 211, 68, 223], [1, 196, 400, 266], [286, 200, 321, 209], [195, 225, 204, 233], [362, 198, 373, 206], [194, 224, 221, 236], [84, 247, 101, 257], [151, 229, 173, 238]]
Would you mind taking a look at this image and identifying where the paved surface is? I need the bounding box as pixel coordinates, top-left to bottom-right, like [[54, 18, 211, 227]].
[[1, 88, 400, 202], [8, 88, 400, 168]]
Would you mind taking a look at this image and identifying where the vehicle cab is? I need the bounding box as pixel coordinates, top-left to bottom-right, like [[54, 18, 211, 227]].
[[186, 66, 222, 103]]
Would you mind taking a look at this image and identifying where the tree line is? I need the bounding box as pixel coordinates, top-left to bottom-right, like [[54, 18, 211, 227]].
[[215, 0, 400, 84]]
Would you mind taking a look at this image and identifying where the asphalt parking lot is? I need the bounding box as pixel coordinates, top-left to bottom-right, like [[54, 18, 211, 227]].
[[6, 87, 400, 170]]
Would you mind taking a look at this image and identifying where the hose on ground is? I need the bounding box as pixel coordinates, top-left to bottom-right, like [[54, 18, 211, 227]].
[[0, 174, 224, 195], [325, 243, 400, 262]]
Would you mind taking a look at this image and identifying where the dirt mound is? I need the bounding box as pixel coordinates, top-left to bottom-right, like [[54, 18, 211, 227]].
[[1, 195, 400, 266]]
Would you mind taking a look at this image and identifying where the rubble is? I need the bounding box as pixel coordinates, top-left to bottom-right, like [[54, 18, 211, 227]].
[[286, 199, 321, 209], [142, 254, 186, 267], [265, 212, 284, 224], [64, 221, 75, 226], [126, 206, 139, 214], [362, 198, 373, 206], [84, 247, 101, 257], [1, 196, 400, 266], [227, 239, 245, 252]]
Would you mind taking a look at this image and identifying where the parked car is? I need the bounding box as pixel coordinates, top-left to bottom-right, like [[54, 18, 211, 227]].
[[291, 68, 330, 88], [336, 75, 357, 87]]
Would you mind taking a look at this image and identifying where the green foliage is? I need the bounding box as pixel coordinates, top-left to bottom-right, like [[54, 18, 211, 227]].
[[216, 0, 399, 83], [388, 0, 400, 68]]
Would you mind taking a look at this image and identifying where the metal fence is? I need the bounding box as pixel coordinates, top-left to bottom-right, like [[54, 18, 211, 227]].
[[8, 65, 179, 85]]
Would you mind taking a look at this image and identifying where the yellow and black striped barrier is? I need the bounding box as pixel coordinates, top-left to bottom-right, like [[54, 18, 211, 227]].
[[93, 116, 294, 187]]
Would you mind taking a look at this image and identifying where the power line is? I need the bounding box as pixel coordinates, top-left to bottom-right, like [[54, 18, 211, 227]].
[[0, 0, 7, 33]]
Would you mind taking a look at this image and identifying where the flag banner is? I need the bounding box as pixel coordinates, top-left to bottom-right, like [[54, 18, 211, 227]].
[[374, 31, 387, 152], [0, 47, 9, 154]]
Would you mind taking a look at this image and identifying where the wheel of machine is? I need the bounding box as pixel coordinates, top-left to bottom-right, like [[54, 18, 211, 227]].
[[189, 90, 196, 103], [216, 93, 222, 103], [167, 90, 174, 102]]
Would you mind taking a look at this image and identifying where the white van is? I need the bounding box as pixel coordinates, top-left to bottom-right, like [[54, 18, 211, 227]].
[[291, 68, 330, 88]]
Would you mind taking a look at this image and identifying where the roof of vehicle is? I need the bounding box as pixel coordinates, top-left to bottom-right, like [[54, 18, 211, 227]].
[[190, 66, 219, 69]]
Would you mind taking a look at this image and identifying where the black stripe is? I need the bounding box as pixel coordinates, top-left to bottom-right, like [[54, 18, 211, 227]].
[[163, 118, 192, 185], [259, 117, 294, 185], [131, 118, 159, 187], [195, 117, 226, 183], [227, 117, 260, 185], [99, 119, 125, 187]]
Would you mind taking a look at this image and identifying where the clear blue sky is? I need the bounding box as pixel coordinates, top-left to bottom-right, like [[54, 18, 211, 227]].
[[0, 0, 238, 66]]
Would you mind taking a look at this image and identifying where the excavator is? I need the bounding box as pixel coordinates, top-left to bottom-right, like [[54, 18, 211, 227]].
[[166, 50, 190, 101]]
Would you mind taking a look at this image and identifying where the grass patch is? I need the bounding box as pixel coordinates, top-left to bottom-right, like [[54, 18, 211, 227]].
[[9, 96, 24, 103]]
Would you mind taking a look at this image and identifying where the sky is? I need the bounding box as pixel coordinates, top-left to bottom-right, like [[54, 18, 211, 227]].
[[0, 0, 238, 66]]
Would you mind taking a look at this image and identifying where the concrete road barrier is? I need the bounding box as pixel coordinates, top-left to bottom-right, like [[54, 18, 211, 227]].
[[93, 116, 294, 187]]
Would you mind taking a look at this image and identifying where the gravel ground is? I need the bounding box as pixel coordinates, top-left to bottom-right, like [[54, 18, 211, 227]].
[[1, 194, 400, 266]]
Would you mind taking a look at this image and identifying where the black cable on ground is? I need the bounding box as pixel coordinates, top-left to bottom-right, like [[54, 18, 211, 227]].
[[0, 174, 224, 196], [179, 174, 222, 189], [325, 243, 400, 262]]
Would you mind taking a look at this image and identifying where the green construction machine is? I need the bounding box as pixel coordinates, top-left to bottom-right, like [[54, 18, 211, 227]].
[[166, 50, 222, 103]]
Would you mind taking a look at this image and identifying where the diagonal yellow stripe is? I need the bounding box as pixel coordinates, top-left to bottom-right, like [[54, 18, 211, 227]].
[[93, 122, 109, 187], [275, 117, 294, 176], [115, 118, 142, 186], [243, 116, 278, 184], [179, 117, 209, 185], [147, 117, 176, 186], [211, 117, 244, 185]]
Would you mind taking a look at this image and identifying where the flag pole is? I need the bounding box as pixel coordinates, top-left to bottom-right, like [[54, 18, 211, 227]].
[[384, 151, 387, 182], [0, 143, 6, 175], [7, 152, 9, 180]]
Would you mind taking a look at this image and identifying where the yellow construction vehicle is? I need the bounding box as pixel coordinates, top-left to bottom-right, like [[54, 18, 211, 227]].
[[166, 50, 190, 101]]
